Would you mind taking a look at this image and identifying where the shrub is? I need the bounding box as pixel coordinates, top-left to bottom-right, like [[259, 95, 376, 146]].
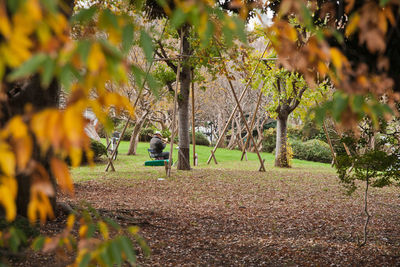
[[262, 128, 276, 153], [139, 128, 155, 142], [287, 126, 302, 140], [290, 139, 333, 163], [90, 140, 108, 161], [189, 132, 210, 146], [115, 123, 134, 141], [67, 139, 107, 165]]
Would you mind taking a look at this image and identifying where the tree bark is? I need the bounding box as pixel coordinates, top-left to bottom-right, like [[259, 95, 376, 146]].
[[2, 0, 75, 217], [1, 76, 60, 216], [275, 112, 290, 167], [177, 25, 191, 170], [127, 111, 149, 155]]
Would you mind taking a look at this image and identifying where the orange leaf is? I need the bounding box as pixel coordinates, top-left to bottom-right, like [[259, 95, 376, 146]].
[[345, 13, 360, 37], [50, 157, 74, 195]]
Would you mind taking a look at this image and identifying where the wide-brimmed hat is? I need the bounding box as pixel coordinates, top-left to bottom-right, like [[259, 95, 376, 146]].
[[154, 131, 161, 136]]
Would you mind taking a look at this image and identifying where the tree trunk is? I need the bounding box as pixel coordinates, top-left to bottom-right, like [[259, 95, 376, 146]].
[[1, 0, 75, 218], [1, 76, 60, 216], [177, 25, 191, 170], [227, 119, 236, 149], [217, 111, 226, 148], [127, 112, 149, 155], [275, 113, 290, 167]]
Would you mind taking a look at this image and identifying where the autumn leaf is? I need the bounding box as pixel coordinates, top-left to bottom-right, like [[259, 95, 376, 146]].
[[0, 142, 16, 177], [50, 157, 74, 196], [0, 176, 17, 221]]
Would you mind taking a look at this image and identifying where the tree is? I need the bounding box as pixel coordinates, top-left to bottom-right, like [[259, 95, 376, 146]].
[[336, 118, 400, 245], [144, 0, 250, 170], [255, 59, 328, 167], [264, 0, 399, 126]]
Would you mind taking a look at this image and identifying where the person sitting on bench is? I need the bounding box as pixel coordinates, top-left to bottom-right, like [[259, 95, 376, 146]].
[[149, 131, 169, 160]]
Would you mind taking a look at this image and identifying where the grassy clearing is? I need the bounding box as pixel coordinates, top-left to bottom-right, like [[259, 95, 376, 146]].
[[65, 140, 400, 266], [71, 140, 335, 182]]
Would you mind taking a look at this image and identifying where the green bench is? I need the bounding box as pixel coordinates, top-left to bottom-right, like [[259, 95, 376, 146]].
[[145, 149, 172, 166], [144, 159, 171, 166]]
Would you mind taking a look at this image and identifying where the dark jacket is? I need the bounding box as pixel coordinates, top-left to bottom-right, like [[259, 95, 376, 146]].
[[150, 136, 165, 154]]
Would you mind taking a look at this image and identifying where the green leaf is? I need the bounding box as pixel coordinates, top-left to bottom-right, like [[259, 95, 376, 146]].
[[41, 57, 56, 88], [132, 65, 144, 87], [99, 39, 123, 61], [40, 0, 57, 13], [122, 24, 135, 54], [71, 7, 97, 24], [170, 8, 187, 29], [86, 223, 96, 238], [110, 239, 123, 266], [189, 6, 200, 28], [146, 75, 160, 99], [78, 253, 91, 267], [140, 30, 154, 63], [103, 217, 121, 231], [100, 9, 118, 29], [32, 236, 45, 251], [9, 228, 21, 253], [100, 247, 112, 267], [120, 236, 136, 264], [233, 16, 246, 44], [380, 0, 391, 7], [352, 95, 364, 114], [300, 4, 314, 31], [332, 93, 348, 121], [59, 64, 74, 91], [201, 21, 214, 48], [77, 40, 91, 63], [7, 0, 26, 13], [222, 25, 233, 47], [8, 53, 47, 81]]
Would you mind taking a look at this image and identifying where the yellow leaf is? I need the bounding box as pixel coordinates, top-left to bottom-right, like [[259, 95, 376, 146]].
[[345, 13, 360, 37], [128, 226, 139, 235], [98, 221, 109, 240], [28, 198, 37, 223], [28, 191, 54, 224], [0, 3, 11, 38], [87, 43, 106, 73], [67, 214, 75, 230], [0, 44, 23, 67], [31, 109, 53, 151], [14, 137, 32, 170], [330, 48, 343, 70], [0, 142, 16, 176], [46, 13, 67, 37], [378, 10, 387, 34], [46, 111, 63, 150], [6, 116, 28, 139], [285, 24, 297, 42], [50, 157, 74, 195], [22, 0, 42, 22], [4, 117, 32, 169], [199, 13, 208, 36], [37, 23, 52, 45], [63, 106, 84, 148], [0, 176, 17, 221], [384, 7, 396, 26], [69, 147, 82, 167], [79, 225, 88, 238], [317, 61, 328, 76]]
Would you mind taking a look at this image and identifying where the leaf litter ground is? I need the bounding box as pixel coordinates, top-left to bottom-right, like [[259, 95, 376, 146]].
[[14, 165, 400, 266]]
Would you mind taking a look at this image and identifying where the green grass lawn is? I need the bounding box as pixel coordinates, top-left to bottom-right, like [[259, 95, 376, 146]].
[[71, 140, 335, 182]]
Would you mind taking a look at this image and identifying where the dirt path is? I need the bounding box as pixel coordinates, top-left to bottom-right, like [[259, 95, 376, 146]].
[[13, 168, 400, 266]]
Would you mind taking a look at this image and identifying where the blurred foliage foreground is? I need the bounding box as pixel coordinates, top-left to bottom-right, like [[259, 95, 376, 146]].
[[1, 0, 400, 265]]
